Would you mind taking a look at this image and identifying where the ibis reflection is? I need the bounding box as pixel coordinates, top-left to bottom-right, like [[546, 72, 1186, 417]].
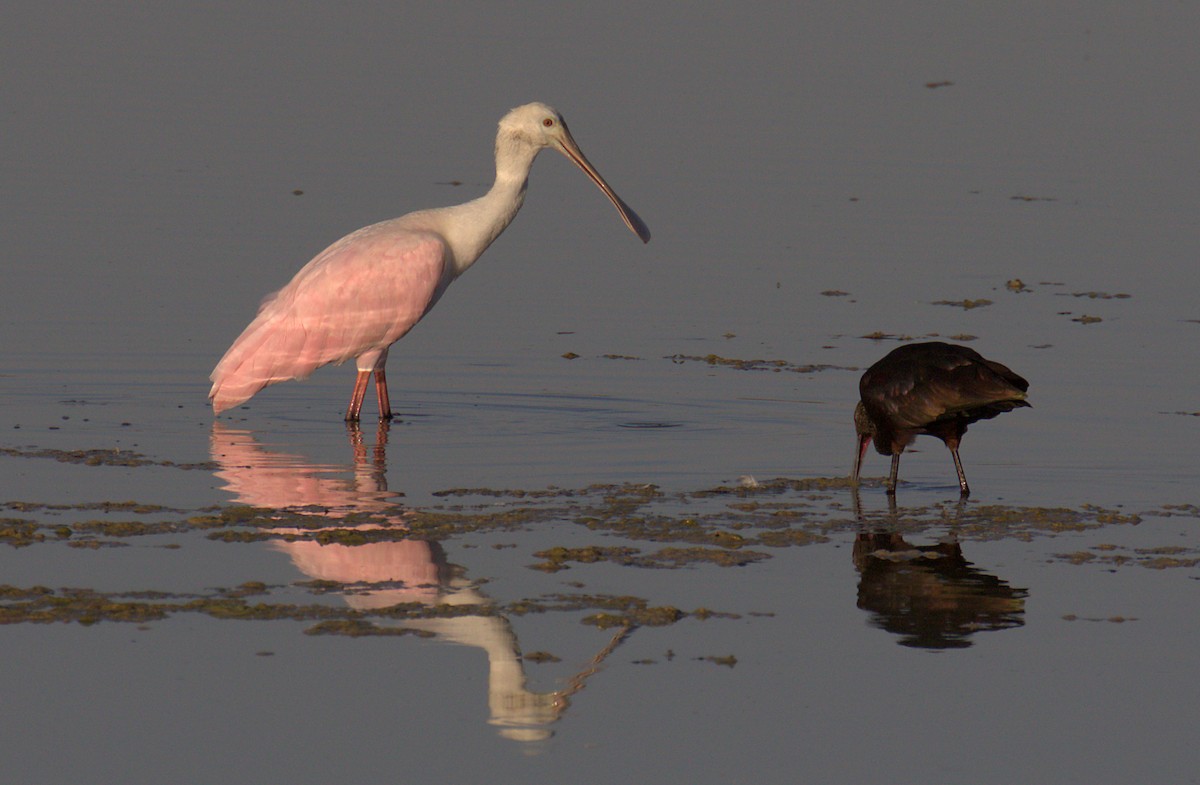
[[210, 422, 586, 743], [851, 493, 1028, 649]]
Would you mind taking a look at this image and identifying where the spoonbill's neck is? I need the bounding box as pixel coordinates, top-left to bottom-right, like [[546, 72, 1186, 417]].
[[435, 138, 541, 279]]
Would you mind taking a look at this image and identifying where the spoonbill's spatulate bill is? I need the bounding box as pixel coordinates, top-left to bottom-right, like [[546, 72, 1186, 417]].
[[209, 102, 651, 421], [851, 342, 1030, 496]]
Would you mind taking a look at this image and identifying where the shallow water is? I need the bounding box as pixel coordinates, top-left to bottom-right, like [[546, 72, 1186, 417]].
[[3, 4, 1198, 783]]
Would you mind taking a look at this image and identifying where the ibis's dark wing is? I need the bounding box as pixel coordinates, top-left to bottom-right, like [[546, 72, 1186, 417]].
[[859, 342, 1029, 430]]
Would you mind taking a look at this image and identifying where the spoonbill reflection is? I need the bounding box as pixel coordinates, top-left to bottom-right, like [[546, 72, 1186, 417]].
[[210, 103, 651, 421], [209, 423, 630, 741]]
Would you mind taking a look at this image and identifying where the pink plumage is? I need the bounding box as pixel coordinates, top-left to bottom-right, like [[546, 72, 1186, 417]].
[[209, 102, 650, 421], [209, 226, 447, 414]]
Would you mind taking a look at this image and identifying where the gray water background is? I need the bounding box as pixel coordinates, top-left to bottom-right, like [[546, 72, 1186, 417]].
[[2, 4, 1198, 783]]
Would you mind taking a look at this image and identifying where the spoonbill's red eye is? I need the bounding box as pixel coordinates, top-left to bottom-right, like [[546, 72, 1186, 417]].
[[543, 118, 554, 127]]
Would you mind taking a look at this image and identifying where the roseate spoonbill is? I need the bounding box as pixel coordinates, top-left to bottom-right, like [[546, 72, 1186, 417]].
[[209, 102, 651, 421], [851, 342, 1030, 496]]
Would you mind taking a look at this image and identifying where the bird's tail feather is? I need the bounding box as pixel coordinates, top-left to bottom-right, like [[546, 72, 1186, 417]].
[[209, 316, 331, 414]]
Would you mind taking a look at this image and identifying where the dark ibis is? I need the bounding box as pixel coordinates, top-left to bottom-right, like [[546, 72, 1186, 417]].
[[852, 342, 1030, 496]]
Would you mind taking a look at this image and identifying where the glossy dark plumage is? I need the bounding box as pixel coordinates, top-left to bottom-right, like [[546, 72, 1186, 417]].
[[852, 342, 1030, 496]]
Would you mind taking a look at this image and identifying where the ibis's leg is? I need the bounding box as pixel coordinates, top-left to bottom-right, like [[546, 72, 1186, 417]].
[[345, 370, 371, 422], [951, 448, 970, 496], [886, 453, 900, 495], [374, 368, 393, 421]]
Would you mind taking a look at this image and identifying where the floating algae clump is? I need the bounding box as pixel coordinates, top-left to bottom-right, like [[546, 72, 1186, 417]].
[[305, 620, 434, 637]]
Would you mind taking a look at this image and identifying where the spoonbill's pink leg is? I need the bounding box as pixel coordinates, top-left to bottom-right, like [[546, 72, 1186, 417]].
[[374, 369, 393, 420], [346, 370, 372, 422]]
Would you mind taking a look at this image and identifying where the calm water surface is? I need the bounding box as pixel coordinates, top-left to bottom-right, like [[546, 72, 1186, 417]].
[[2, 4, 1197, 784]]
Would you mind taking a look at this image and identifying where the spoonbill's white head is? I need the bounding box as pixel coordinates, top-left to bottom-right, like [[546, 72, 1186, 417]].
[[497, 102, 651, 243]]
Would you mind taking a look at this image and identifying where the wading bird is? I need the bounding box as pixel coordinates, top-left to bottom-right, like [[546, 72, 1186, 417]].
[[210, 102, 651, 421], [852, 342, 1030, 496]]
